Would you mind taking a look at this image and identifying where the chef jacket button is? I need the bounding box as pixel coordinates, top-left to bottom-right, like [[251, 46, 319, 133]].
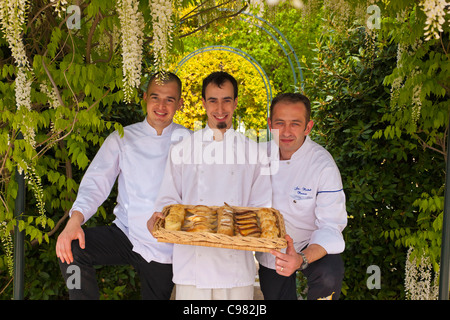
[[199, 199, 203, 202], [293, 200, 297, 203]]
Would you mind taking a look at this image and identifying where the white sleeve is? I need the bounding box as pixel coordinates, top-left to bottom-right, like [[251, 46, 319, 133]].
[[70, 132, 121, 223], [154, 145, 183, 212], [309, 165, 347, 254], [248, 159, 272, 208]]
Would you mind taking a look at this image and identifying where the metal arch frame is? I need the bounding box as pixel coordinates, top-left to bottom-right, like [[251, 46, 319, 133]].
[[219, 8, 304, 92], [175, 9, 305, 137], [175, 45, 273, 133]]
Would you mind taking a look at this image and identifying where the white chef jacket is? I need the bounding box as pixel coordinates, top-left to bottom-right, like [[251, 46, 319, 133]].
[[70, 118, 190, 263], [256, 136, 347, 270], [154, 126, 272, 288]]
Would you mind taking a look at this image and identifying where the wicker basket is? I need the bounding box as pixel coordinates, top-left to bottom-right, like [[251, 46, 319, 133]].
[[153, 204, 287, 252]]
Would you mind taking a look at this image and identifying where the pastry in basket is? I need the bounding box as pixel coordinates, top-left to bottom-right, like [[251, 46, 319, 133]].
[[164, 204, 186, 231], [257, 208, 280, 238], [234, 210, 261, 237], [184, 223, 215, 233], [182, 206, 217, 233], [186, 205, 213, 215], [217, 206, 234, 236]]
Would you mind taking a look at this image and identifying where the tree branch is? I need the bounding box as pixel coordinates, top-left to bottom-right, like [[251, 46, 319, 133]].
[[41, 58, 65, 108], [412, 132, 446, 160], [86, 12, 102, 64], [179, 4, 248, 39]]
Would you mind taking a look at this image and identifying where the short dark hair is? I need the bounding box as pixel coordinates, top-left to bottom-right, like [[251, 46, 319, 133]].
[[147, 71, 182, 98], [202, 71, 238, 99], [270, 92, 311, 123]]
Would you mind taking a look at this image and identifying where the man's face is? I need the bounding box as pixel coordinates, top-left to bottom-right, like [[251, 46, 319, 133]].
[[143, 80, 183, 133], [268, 101, 314, 160], [202, 80, 238, 131]]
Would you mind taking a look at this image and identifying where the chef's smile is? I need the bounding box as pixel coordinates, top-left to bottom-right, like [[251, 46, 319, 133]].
[[202, 80, 238, 133], [154, 110, 168, 118], [213, 114, 228, 121]]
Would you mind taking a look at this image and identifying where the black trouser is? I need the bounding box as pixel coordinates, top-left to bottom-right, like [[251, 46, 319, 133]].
[[58, 224, 174, 300], [258, 253, 344, 300]]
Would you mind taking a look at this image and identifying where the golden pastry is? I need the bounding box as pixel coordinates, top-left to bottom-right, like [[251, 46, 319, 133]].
[[234, 210, 260, 237], [217, 207, 234, 236], [164, 205, 186, 231], [182, 206, 217, 233], [256, 208, 279, 238]]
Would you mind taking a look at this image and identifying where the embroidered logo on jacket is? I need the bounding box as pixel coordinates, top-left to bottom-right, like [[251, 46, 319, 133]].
[[290, 186, 313, 200]]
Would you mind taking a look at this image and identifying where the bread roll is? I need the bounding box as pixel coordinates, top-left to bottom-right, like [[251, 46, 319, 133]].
[[256, 208, 279, 238], [164, 205, 186, 231], [165, 216, 182, 231], [169, 204, 186, 219], [260, 230, 279, 239]]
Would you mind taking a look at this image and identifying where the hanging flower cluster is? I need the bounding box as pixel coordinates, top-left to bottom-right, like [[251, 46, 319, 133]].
[[0, 0, 37, 274], [405, 247, 439, 300], [24, 163, 47, 228], [150, 0, 174, 74], [52, 0, 68, 18], [117, 0, 145, 103], [0, 0, 29, 68], [0, 0, 35, 147], [40, 82, 62, 142], [411, 71, 423, 124], [0, 221, 13, 276], [421, 0, 449, 40], [389, 37, 427, 125]]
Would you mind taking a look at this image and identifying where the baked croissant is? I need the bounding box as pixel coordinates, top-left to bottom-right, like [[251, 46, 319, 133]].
[[183, 206, 217, 233]]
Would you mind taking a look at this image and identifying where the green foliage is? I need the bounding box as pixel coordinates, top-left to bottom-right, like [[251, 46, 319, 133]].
[[303, 17, 446, 298], [0, 0, 254, 300], [374, 2, 449, 276], [379, 6, 449, 153], [0, 0, 145, 298], [1, 0, 448, 300]]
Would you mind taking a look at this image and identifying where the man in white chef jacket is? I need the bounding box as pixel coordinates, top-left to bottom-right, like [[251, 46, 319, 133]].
[[152, 71, 272, 300], [256, 93, 347, 300], [56, 72, 190, 299]]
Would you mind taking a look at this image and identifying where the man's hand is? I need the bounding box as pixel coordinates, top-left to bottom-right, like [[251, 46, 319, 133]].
[[56, 211, 85, 264], [270, 236, 328, 277], [270, 235, 302, 277], [147, 211, 164, 236]]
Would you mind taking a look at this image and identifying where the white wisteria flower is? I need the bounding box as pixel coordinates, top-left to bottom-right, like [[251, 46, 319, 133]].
[[421, 0, 449, 40], [0, 0, 35, 146], [150, 0, 174, 74], [0, 0, 29, 68], [117, 0, 145, 103], [405, 247, 439, 300], [0, 221, 13, 276], [51, 0, 68, 18], [0, 0, 32, 110]]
